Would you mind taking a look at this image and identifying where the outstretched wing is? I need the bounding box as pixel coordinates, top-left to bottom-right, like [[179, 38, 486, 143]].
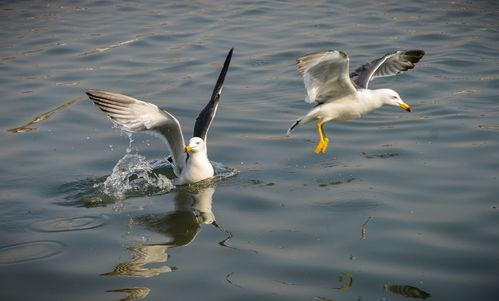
[[86, 89, 187, 175], [193, 48, 233, 142], [296, 50, 357, 104], [350, 50, 425, 89]]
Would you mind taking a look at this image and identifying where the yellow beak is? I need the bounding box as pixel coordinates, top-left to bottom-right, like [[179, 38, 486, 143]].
[[399, 103, 412, 112], [184, 145, 193, 153]]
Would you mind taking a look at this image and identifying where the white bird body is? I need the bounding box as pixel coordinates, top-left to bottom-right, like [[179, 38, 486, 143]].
[[298, 88, 402, 125], [288, 49, 424, 153], [87, 49, 233, 185], [176, 137, 214, 185]]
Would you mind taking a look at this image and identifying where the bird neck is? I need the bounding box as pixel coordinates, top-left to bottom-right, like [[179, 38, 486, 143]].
[[358, 89, 386, 110], [188, 149, 210, 166], [177, 149, 213, 185]]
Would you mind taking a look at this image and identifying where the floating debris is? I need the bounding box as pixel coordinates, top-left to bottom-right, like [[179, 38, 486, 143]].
[[361, 151, 399, 159]]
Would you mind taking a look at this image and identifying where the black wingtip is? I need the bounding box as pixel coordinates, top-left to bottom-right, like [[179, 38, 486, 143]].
[[86, 90, 98, 102], [192, 48, 234, 140], [407, 49, 425, 56], [287, 119, 301, 135], [86, 89, 105, 102], [208, 48, 233, 105], [86, 89, 101, 96], [404, 49, 425, 63]]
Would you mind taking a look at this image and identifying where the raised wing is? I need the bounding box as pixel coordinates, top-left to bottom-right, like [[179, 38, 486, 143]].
[[296, 50, 357, 104], [86, 89, 187, 175], [193, 48, 233, 142], [350, 50, 425, 89]]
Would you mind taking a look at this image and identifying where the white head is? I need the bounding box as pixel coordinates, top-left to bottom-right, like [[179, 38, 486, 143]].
[[379, 89, 412, 112], [184, 137, 207, 154]]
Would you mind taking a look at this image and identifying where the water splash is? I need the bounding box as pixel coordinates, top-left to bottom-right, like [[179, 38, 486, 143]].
[[59, 130, 237, 206], [58, 156, 237, 207], [94, 131, 174, 200], [212, 161, 239, 181], [97, 152, 238, 199], [97, 153, 175, 200]]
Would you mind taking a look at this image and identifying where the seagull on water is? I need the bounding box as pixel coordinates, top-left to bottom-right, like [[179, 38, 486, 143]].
[[86, 48, 233, 185], [287, 49, 425, 153]]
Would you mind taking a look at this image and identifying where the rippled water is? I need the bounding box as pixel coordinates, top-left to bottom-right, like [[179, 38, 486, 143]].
[[1, 1, 498, 301]]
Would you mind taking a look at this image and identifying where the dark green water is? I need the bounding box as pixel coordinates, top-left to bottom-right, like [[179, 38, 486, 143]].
[[1, 1, 498, 300]]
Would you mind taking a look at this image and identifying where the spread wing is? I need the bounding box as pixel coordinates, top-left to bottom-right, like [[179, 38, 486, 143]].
[[193, 48, 233, 142], [296, 50, 357, 104], [350, 50, 425, 89], [86, 89, 187, 175]]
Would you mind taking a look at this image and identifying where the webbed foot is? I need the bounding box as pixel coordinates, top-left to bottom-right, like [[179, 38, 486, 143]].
[[314, 137, 329, 153]]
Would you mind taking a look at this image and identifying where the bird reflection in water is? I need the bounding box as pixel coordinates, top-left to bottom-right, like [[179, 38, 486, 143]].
[[384, 284, 431, 299], [106, 287, 150, 301], [105, 184, 230, 300]]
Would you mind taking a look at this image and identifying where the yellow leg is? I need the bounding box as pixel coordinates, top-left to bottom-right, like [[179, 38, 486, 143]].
[[314, 122, 330, 153], [320, 122, 329, 153], [314, 122, 324, 153]]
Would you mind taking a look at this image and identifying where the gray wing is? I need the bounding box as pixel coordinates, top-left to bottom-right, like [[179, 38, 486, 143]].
[[296, 50, 357, 104], [86, 89, 187, 175], [350, 50, 425, 89], [193, 48, 233, 142]]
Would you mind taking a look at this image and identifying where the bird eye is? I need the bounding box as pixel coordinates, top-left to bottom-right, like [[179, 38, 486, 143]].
[[391, 96, 398, 99]]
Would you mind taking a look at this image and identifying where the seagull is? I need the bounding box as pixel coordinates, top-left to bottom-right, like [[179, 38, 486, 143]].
[[287, 49, 425, 153], [86, 48, 233, 185]]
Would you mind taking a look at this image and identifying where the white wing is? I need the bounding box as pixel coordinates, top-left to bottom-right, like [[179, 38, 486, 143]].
[[296, 50, 357, 104], [86, 90, 187, 175]]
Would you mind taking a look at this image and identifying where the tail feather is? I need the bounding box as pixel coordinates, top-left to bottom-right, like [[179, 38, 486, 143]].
[[287, 119, 301, 135]]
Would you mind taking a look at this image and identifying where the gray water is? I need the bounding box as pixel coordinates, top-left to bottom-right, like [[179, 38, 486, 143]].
[[1, 1, 498, 300]]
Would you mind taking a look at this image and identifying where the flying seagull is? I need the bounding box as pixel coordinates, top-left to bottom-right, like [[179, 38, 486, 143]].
[[86, 48, 233, 184], [287, 49, 424, 153]]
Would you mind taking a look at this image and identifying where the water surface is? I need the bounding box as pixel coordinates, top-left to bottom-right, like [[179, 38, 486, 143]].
[[1, 1, 498, 300]]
